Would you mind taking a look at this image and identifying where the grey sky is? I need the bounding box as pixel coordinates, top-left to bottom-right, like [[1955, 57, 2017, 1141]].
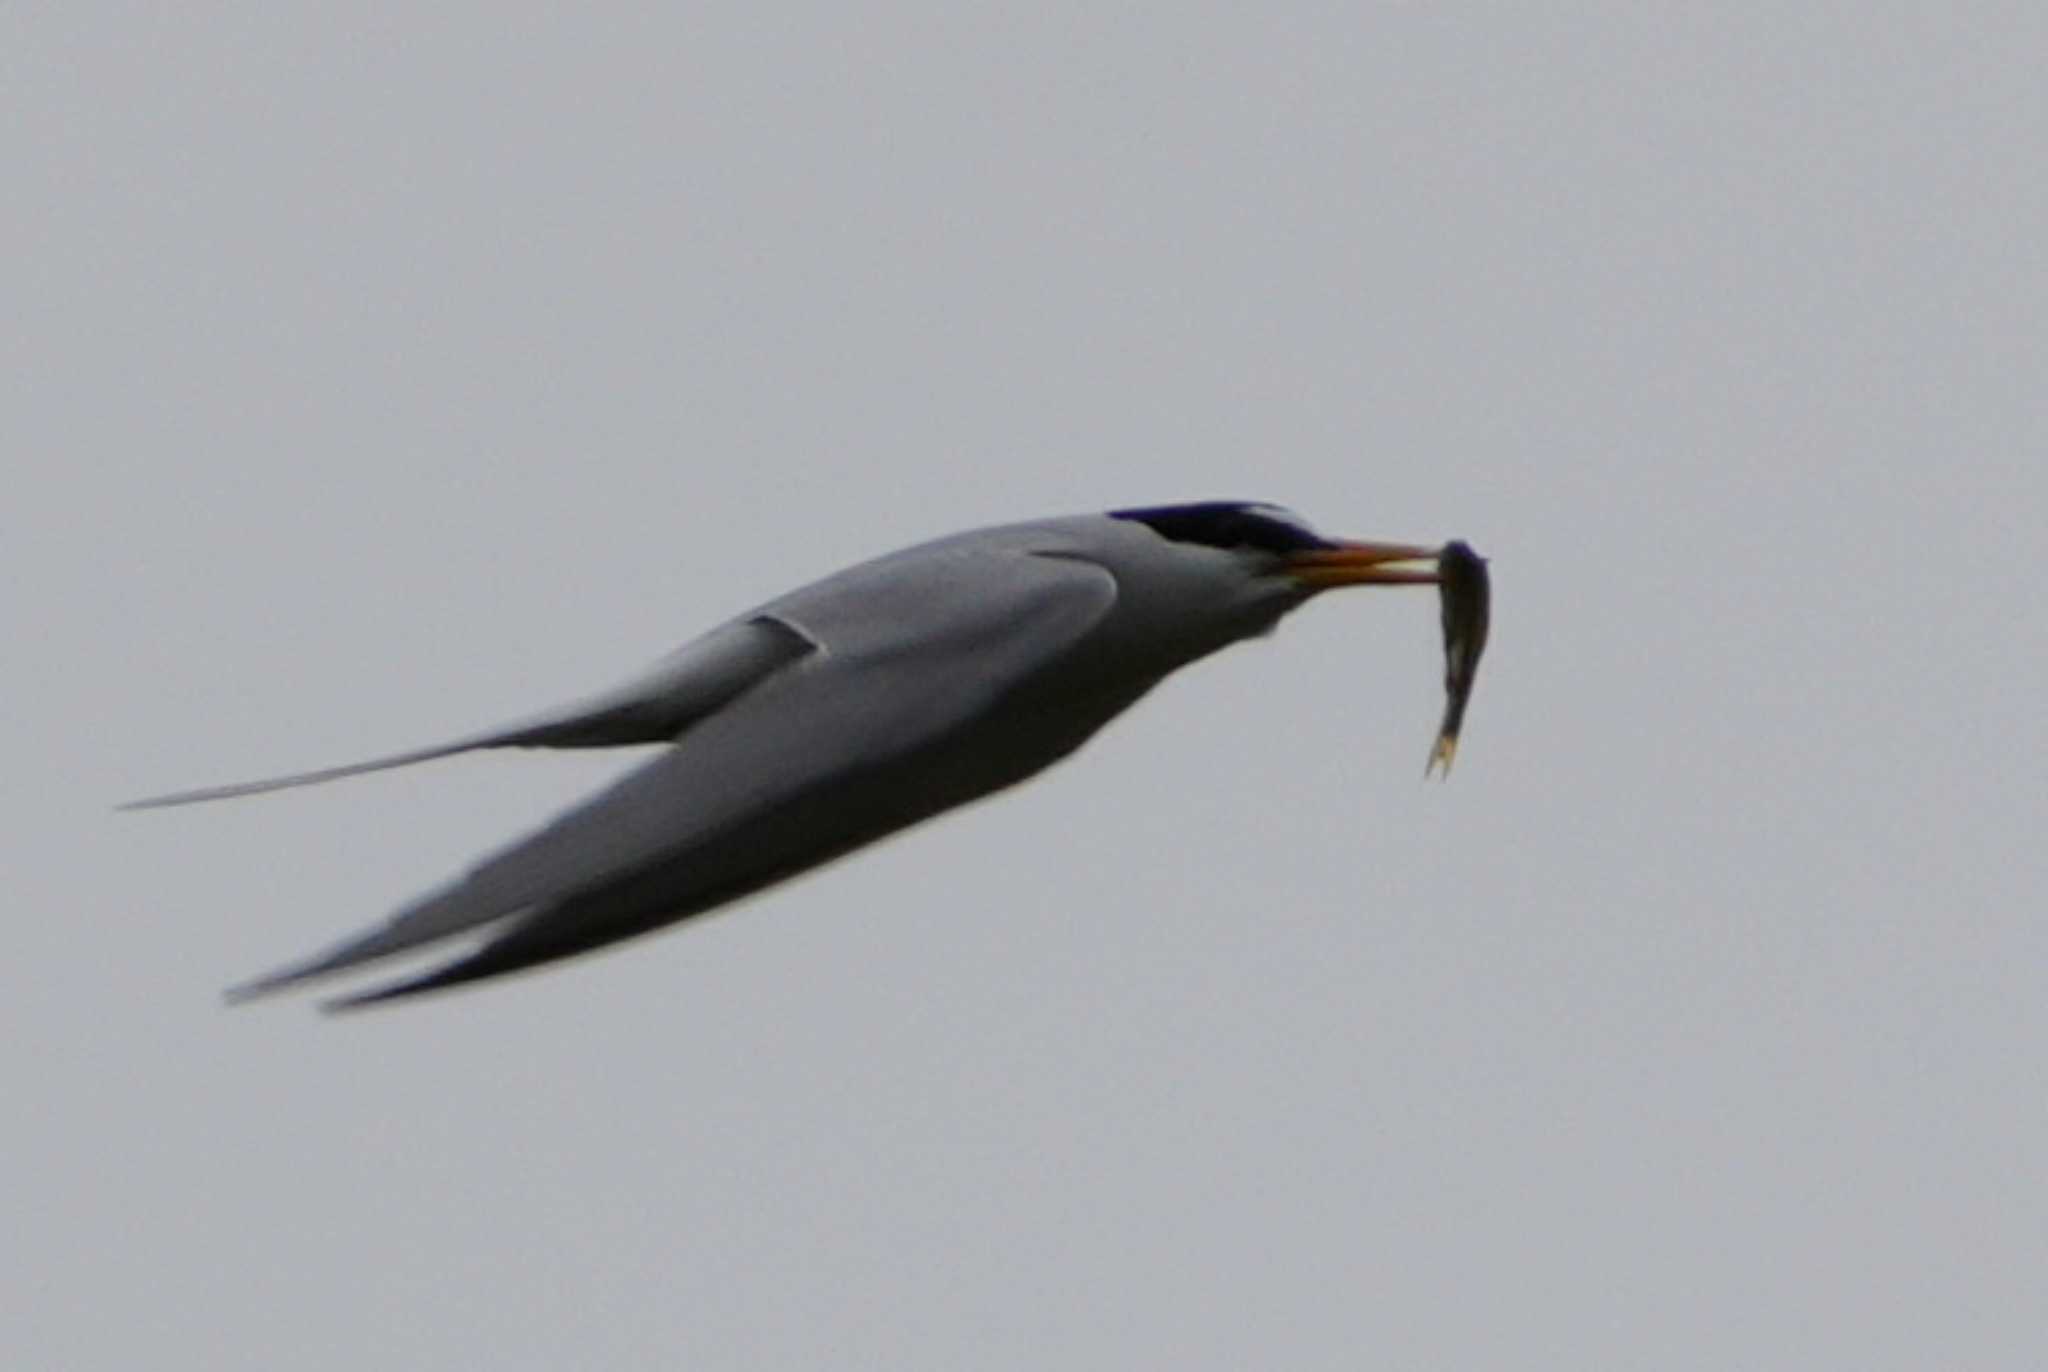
[[8, 4, 2043, 1367]]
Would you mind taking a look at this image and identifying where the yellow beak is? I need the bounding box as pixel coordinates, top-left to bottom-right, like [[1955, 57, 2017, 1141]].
[[1284, 541, 1442, 589]]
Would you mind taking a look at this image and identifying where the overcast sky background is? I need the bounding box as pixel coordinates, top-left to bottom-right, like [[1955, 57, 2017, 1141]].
[[8, 4, 2043, 1367]]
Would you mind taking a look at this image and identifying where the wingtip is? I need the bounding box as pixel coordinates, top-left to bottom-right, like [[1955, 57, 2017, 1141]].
[[120, 737, 493, 814], [227, 967, 414, 1013], [221, 972, 295, 1007], [222, 950, 352, 1005], [122, 777, 323, 811], [119, 790, 212, 813], [225, 963, 432, 1013], [316, 972, 445, 1014]]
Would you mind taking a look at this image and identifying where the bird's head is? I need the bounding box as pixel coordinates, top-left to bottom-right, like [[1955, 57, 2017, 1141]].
[[1108, 500, 1442, 598]]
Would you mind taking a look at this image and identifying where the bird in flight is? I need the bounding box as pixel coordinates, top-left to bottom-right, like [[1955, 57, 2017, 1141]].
[[129, 502, 1474, 1011]]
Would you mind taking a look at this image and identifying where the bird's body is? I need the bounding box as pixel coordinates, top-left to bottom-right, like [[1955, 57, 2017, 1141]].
[[131, 504, 1451, 1009]]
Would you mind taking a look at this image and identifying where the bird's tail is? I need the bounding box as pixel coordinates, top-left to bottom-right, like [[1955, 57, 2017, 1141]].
[[118, 733, 511, 810], [120, 619, 820, 811]]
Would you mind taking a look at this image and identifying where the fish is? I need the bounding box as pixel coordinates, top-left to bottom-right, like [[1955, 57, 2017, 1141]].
[[1426, 539, 1490, 778]]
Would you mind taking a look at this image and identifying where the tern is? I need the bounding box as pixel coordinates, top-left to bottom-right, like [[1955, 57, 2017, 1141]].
[[130, 502, 1460, 1010]]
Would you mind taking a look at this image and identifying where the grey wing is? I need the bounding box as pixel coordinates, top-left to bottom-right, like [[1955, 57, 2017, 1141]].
[[123, 618, 812, 809], [233, 550, 1120, 1008]]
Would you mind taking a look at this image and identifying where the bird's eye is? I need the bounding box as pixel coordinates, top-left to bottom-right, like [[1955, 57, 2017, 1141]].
[[1110, 502, 1332, 554]]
